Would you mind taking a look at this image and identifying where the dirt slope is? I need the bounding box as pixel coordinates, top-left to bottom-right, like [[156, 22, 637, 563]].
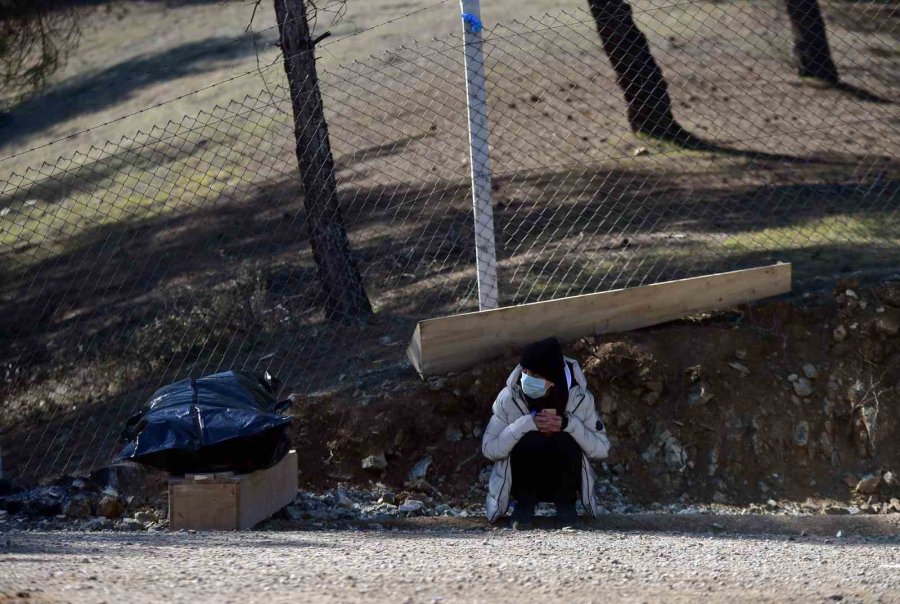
[[287, 280, 900, 508]]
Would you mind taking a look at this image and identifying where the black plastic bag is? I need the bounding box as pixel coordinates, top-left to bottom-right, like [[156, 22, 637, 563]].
[[115, 371, 293, 475]]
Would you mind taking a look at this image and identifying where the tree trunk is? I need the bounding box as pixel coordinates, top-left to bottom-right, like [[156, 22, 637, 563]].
[[274, 0, 373, 321], [587, 0, 683, 140], [784, 0, 839, 84]]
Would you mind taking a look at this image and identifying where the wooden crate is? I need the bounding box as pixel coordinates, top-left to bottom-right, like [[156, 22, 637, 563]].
[[168, 450, 298, 530]]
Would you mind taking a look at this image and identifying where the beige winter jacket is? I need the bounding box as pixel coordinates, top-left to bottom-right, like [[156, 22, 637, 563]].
[[482, 358, 610, 523]]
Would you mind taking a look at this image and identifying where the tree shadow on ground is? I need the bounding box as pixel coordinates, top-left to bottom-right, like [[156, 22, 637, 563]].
[[1, 146, 897, 479], [3, 147, 897, 348], [0, 35, 267, 150]]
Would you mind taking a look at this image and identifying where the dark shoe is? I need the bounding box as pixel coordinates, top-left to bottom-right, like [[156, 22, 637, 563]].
[[556, 501, 578, 529], [509, 501, 535, 531]]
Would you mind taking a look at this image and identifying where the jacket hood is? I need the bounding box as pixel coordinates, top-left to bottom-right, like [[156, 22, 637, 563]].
[[505, 356, 587, 392]]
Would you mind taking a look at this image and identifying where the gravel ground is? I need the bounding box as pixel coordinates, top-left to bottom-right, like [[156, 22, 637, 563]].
[[3, 516, 900, 603]]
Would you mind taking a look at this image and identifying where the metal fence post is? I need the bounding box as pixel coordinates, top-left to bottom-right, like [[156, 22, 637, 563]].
[[460, 0, 499, 310]]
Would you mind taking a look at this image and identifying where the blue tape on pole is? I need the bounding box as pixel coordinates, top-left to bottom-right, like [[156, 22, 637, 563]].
[[461, 13, 483, 33]]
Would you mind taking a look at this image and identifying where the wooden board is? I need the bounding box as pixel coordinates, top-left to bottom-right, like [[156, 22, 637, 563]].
[[407, 263, 791, 376], [236, 449, 299, 530], [168, 450, 298, 531]]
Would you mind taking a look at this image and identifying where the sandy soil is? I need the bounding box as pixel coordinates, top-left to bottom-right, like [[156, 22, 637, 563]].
[[2, 515, 900, 603], [0, 0, 570, 170]]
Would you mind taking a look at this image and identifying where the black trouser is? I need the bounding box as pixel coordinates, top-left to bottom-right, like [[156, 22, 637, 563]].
[[510, 431, 581, 506]]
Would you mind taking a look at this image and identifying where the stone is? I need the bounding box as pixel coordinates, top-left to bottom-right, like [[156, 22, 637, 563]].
[[803, 364, 818, 379], [632, 146, 649, 157], [735, 350, 747, 360], [63, 496, 92, 519], [335, 491, 354, 508], [645, 381, 664, 395], [728, 362, 750, 376], [888, 498, 900, 513], [846, 507, 861, 516], [444, 426, 464, 442], [97, 495, 124, 519], [378, 336, 393, 347], [793, 422, 810, 447], [86, 517, 113, 531], [712, 491, 729, 504], [641, 427, 686, 472], [825, 505, 849, 515], [133, 511, 156, 524], [792, 378, 814, 397], [119, 518, 144, 531], [427, 377, 448, 391], [788, 374, 798, 382], [362, 452, 388, 471], [663, 436, 687, 473], [377, 492, 396, 506], [833, 325, 847, 341], [707, 449, 718, 477], [477, 465, 492, 486], [642, 391, 660, 406], [883, 471, 897, 486], [687, 381, 713, 407], [842, 474, 859, 489], [399, 499, 425, 513], [284, 506, 303, 521], [600, 392, 617, 414], [873, 313, 900, 336], [856, 474, 882, 494], [407, 456, 432, 482], [818, 432, 834, 458]]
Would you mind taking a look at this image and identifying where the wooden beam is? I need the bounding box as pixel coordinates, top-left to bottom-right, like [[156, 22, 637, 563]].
[[407, 263, 791, 376]]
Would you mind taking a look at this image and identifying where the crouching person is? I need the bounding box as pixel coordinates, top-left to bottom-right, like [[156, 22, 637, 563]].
[[482, 337, 610, 530]]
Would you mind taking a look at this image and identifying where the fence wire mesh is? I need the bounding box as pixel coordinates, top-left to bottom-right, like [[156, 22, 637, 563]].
[[1, 0, 898, 481]]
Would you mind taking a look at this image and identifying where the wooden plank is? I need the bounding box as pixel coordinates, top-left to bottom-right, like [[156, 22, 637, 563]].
[[407, 263, 791, 376], [169, 483, 237, 531], [168, 450, 298, 531], [237, 449, 298, 529], [186, 471, 234, 481]]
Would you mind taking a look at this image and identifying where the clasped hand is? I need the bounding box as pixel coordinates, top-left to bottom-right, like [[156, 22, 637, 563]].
[[534, 409, 563, 434]]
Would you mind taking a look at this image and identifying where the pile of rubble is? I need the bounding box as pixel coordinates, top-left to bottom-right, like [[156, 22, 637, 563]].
[[2, 473, 898, 534], [0, 465, 168, 532]]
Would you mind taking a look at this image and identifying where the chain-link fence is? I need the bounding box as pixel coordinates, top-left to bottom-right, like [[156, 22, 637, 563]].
[[1, 0, 898, 482]]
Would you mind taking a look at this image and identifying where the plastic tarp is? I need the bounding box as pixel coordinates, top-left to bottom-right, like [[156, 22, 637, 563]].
[[115, 371, 292, 475]]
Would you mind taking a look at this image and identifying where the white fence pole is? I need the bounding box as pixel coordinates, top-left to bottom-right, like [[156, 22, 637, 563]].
[[459, 0, 499, 310]]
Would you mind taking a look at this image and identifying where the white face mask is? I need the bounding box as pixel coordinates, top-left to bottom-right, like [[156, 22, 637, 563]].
[[520, 372, 549, 398]]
